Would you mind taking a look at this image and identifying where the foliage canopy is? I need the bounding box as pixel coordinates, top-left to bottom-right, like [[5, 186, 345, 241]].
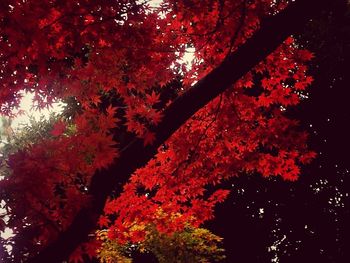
[[0, 0, 328, 262]]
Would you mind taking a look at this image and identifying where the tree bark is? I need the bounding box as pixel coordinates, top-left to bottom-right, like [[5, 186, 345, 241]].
[[27, 0, 333, 262]]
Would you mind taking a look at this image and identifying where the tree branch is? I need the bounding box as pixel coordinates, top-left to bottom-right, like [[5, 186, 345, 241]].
[[27, 0, 332, 262]]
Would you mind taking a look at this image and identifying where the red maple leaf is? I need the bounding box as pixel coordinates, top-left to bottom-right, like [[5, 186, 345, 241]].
[[51, 121, 66, 137], [143, 132, 156, 146], [145, 91, 160, 105]]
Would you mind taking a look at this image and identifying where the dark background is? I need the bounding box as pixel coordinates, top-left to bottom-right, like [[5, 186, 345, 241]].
[[207, 2, 350, 262]]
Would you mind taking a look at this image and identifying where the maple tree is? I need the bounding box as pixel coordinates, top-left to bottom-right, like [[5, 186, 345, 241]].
[[0, 0, 335, 262]]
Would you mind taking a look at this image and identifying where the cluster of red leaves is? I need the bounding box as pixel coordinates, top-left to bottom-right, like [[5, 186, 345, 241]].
[[1, 107, 118, 254], [0, 0, 316, 261], [101, 39, 316, 244]]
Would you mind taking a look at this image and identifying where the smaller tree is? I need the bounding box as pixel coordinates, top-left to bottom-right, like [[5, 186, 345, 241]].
[[97, 219, 225, 263]]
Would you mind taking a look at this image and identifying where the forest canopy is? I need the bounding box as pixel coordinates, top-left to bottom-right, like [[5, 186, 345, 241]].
[[0, 0, 338, 262]]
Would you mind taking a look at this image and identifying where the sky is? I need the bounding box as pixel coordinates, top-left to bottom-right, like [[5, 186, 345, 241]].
[[10, 92, 64, 130]]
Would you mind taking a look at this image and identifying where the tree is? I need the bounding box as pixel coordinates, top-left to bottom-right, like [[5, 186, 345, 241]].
[[0, 0, 335, 262]]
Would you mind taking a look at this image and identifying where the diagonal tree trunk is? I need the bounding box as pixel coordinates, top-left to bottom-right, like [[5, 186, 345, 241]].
[[27, 0, 333, 262]]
